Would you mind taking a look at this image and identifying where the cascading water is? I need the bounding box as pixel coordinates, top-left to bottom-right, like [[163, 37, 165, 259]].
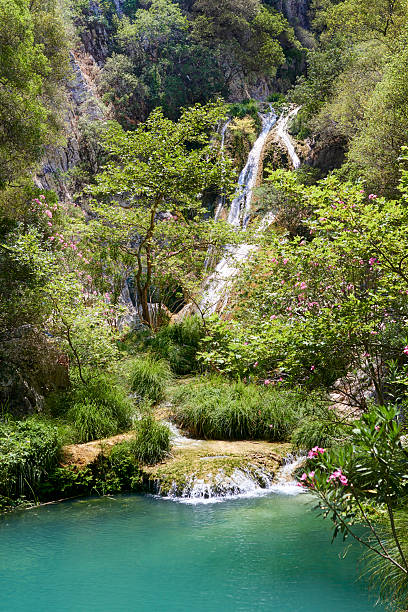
[[276, 106, 301, 170], [214, 119, 232, 222], [201, 106, 301, 315], [228, 108, 277, 229]]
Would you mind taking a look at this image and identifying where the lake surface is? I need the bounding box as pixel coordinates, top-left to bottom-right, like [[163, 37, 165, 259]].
[[0, 492, 383, 611]]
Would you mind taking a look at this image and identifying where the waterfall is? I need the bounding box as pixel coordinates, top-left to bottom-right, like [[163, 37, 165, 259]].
[[214, 119, 232, 222], [276, 107, 301, 170], [201, 106, 301, 316], [228, 108, 277, 229]]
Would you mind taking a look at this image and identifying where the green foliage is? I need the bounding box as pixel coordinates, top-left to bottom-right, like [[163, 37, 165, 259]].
[[130, 356, 172, 403], [0, 419, 60, 507], [172, 376, 316, 441], [48, 372, 133, 442], [201, 169, 408, 407], [291, 404, 351, 449], [300, 404, 408, 609], [148, 315, 205, 374], [67, 401, 117, 442], [86, 102, 237, 327], [127, 415, 171, 464], [0, 0, 68, 187]]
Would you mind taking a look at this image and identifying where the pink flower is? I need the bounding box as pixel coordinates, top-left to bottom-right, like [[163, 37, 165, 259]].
[[47, 222, 52, 227], [270, 315, 277, 320], [308, 471, 315, 478], [283, 258, 289, 265], [300, 282, 307, 290], [300, 473, 308, 481], [368, 194, 377, 200], [403, 346, 408, 355], [49, 236, 55, 241], [253, 361, 258, 367], [45, 210, 52, 218], [339, 475, 348, 486], [264, 379, 271, 385], [310, 365, 315, 371], [375, 425, 380, 431]]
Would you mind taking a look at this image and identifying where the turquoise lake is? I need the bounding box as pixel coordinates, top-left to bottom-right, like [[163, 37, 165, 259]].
[[0, 492, 383, 611]]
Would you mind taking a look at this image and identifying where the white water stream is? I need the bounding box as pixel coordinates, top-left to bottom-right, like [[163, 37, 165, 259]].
[[201, 106, 301, 315], [158, 421, 305, 504]]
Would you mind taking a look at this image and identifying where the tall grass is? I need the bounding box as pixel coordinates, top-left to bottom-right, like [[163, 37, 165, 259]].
[[47, 372, 134, 443], [172, 376, 315, 441], [130, 356, 172, 403], [67, 401, 117, 442], [114, 416, 171, 465]]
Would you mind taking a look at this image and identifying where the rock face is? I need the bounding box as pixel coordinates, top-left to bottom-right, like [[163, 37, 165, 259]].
[[0, 327, 69, 416], [35, 52, 107, 199], [279, 0, 311, 29]]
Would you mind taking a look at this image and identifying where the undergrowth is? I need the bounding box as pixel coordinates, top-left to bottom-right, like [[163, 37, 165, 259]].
[[171, 376, 320, 442], [130, 356, 172, 403]]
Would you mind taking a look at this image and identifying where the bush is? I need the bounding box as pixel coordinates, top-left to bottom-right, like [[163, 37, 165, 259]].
[[130, 356, 172, 403], [0, 419, 60, 506], [67, 401, 117, 443], [148, 315, 205, 374], [291, 407, 351, 450], [126, 415, 170, 464], [172, 376, 313, 441], [47, 372, 134, 442]]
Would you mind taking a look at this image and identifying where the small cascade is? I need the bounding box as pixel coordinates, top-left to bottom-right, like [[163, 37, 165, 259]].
[[156, 465, 277, 505], [162, 420, 202, 448], [269, 453, 305, 496]]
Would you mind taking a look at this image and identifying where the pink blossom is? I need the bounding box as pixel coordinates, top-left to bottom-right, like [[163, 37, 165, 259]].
[[45, 210, 52, 218], [300, 473, 308, 481], [253, 361, 258, 367], [310, 365, 315, 371], [264, 379, 271, 385], [368, 194, 377, 200], [47, 222, 52, 227], [403, 346, 408, 355], [283, 258, 289, 265], [49, 236, 55, 241], [375, 425, 380, 431], [300, 282, 307, 290]]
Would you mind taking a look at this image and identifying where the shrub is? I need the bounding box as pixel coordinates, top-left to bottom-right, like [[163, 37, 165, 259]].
[[172, 376, 313, 441], [130, 356, 172, 403], [67, 401, 117, 443], [149, 315, 205, 374], [47, 372, 134, 442], [0, 419, 60, 505], [291, 403, 351, 450], [126, 415, 170, 464]]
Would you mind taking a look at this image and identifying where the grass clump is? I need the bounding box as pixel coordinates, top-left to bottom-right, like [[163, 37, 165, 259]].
[[149, 315, 204, 374], [67, 401, 117, 443], [114, 416, 171, 465], [291, 405, 351, 450], [172, 376, 314, 441], [130, 356, 172, 403], [47, 371, 134, 443]]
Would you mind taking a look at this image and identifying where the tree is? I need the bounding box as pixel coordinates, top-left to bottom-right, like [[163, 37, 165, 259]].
[[0, 0, 68, 187], [348, 32, 408, 195], [86, 102, 237, 327], [200, 169, 408, 406]]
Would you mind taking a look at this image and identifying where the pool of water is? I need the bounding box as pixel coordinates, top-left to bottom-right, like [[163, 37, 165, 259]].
[[0, 493, 383, 611]]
